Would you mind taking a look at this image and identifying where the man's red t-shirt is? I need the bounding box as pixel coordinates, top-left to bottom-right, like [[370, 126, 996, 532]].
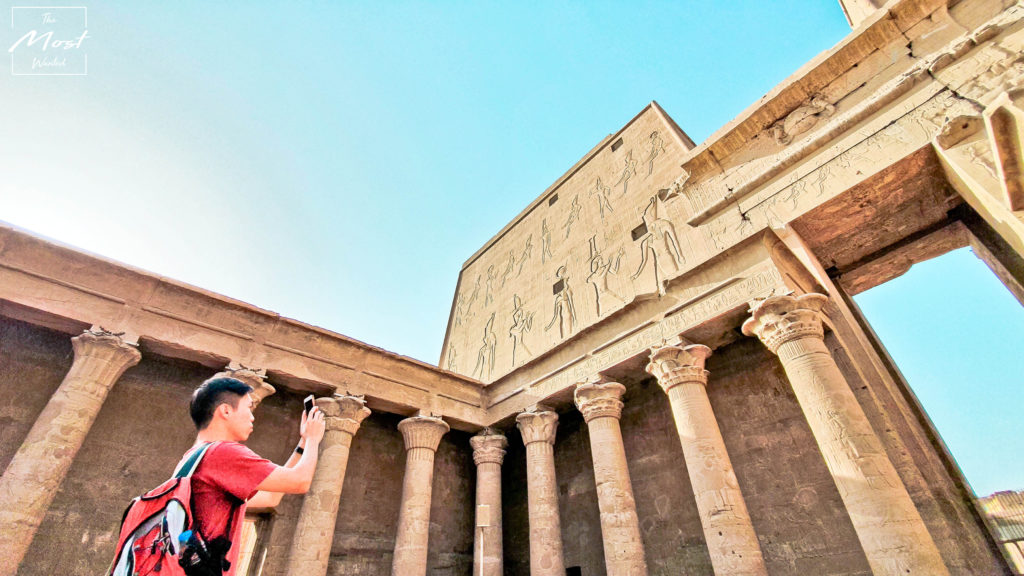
[[187, 442, 276, 575]]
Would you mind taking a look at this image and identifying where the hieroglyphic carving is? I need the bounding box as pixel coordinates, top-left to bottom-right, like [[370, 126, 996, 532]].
[[632, 193, 684, 295], [509, 295, 534, 366], [589, 177, 614, 220], [472, 312, 498, 380], [516, 234, 534, 277], [541, 219, 553, 263], [544, 266, 577, 339], [586, 236, 624, 316], [772, 95, 835, 145], [562, 195, 582, 239], [613, 150, 638, 195], [644, 130, 667, 177]]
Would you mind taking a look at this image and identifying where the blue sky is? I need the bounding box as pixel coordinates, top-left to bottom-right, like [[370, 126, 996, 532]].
[[1, 2, 1020, 495]]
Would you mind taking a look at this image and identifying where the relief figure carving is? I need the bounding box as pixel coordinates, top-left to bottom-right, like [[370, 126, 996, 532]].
[[541, 219, 553, 263], [484, 265, 496, 306], [586, 236, 625, 316], [500, 250, 515, 287], [446, 344, 457, 372], [965, 141, 999, 179], [644, 130, 667, 177], [562, 195, 582, 239], [545, 265, 577, 339], [509, 294, 534, 366], [472, 312, 498, 380], [613, 149, 638, 195], [464, 275, 481, 319], [589, 176, 614, 220], [516, 234, 534, 277], [632, 194, 684, 296]]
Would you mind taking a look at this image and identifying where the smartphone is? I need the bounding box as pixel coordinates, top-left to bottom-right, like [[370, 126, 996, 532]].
[[303, 395, 315, 414]]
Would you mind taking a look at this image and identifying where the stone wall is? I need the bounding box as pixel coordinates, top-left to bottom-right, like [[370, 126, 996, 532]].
[[0, 317, 71, 474]]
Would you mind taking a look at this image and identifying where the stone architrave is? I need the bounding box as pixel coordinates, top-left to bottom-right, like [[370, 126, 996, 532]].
[[515, 407, 566, 576], [213, 364, 276, 408], [392, 414, 450, 576], [284, 394, 371, 576], [743, 293, 950, 575], [0, 329, 141, 576], [645, 344, 768, 576], [573, 381, 649, 576], [470, 429, 508, 576]]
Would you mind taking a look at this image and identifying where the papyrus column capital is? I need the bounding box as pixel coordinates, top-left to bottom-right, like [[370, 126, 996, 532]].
[[741, 293, 828, 353], [317, 394, 371, 435], [69, 329, 142, 397], [516, 407, 559, 445], [470, 429, 508, 466], [573, 380, 626, 423], [213, 363, 276, 408], [398, 414, 450, 452], [645, 343, 712, 392]]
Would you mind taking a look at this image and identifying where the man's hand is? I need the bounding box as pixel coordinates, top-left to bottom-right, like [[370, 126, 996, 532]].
[[254, 403, 327, 496], [302, 404, 326, 445]]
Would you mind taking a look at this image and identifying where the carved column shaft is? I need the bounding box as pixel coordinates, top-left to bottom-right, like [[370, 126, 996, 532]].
[[574, 382, 648, 576], [471, 432, 507, 576], [646, 344, 767, 576], [744, 294, 949, 575], [285, 395, 370, 576], [392, 415, 450, 576], [0, 330, 141, 576], [516, 409, 566, 576]]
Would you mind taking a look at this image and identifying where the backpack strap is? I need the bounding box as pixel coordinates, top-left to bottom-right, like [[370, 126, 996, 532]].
[[173, 441, 218, 479]]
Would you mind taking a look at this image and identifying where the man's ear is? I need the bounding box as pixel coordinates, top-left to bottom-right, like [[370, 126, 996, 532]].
[[216, 402, 233, 419]]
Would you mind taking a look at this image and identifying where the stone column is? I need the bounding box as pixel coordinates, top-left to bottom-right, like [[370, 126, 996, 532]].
[[392, 413, 450, 576], [515, 407, 565, 576], [470, 429, 508, 576], [0, 329, 141, 576], [573, 381, 648, 576], [645, 344, 768, 576], [285, 394, 371, 576], [743, 293, 949, 575], [213, 364, 276, 409]]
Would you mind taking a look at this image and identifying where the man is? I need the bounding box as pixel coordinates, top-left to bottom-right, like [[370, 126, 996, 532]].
[[185, 376, 326, 575]]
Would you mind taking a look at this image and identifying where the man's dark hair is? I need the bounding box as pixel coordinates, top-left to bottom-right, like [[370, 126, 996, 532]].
[[190, 377, 253, 430]]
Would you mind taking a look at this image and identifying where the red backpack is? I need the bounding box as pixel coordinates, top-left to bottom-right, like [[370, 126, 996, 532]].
[[108, 442, 226, 576]]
